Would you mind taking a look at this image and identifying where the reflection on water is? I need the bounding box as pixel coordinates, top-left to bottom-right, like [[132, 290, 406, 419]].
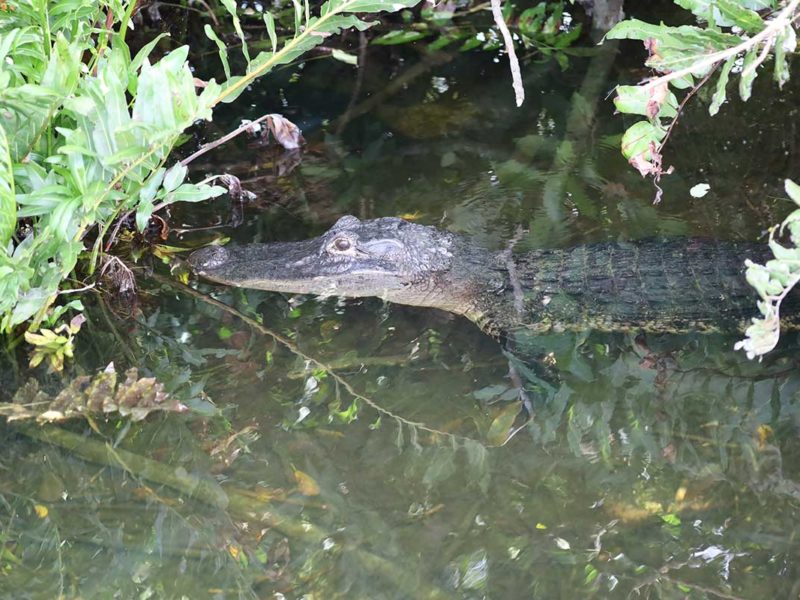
[[3, 8, 800, 599]]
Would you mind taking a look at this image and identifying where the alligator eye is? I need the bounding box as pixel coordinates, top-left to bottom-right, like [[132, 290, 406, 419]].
[[333, 238, 351, 252]]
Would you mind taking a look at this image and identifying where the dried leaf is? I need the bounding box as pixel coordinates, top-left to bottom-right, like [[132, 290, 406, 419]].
[[646, 81, 669, 119], [629, 153, 659, 178], [265, 114, 305, 150], [219, 174, 256, 202]]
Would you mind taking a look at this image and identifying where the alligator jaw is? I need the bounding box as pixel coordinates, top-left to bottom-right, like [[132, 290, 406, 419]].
[[188, 239, 408, 297], [187, 215, 459, 301]]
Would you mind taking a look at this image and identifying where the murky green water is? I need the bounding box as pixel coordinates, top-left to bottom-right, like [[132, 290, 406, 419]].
[[3, 6, 800, 599]]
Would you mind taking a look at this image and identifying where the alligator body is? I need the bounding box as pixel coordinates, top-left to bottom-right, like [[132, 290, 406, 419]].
[[188, 216, 779, 336]]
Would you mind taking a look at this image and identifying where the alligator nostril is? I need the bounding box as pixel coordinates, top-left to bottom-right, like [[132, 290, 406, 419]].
[[188, 246, 230, 272]]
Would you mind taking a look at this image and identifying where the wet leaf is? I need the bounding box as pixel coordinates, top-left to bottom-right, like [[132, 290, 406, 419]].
[[459, 550, 488, 590], [486, 402, 520, 446], [554, 537, 570, 550], [422, 449, 456, 487], [293, 467, 321, 496], [738, 47, 759, 102]]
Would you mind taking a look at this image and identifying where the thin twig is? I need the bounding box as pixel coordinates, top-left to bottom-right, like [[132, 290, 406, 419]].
[[649, 64, 718, 203], [179, 113, 276, 167], [660, 575, 746, 600], [658, 64, 719, 155], [155, 273, 482, 446], [490, 0, 525, 107], [57, 282, 96, 295], [104, 114, 275, 251], [335, 31, 369, 135]]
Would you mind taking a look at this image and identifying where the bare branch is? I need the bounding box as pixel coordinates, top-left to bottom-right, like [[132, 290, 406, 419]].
[[490, 0, 525, 107]]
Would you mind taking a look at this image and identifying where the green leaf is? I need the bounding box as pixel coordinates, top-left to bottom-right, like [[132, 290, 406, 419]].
[[774, 25, 796, 88], [486, 402, 520, 446], [129, 32, 170, 94], [264, 13, 278, 54], [0, 124, 15, 248], [136, 197, 154, 232], [204, 25, 231, 80], [218, 0, 250, 65], [738, 47, 759, 102], [785, 179, 800, 207], [613, 85, 678, 118], [331, 48, 358, 65], [620, 121, 666, 160], [168, 183, 226, 203], [605, 20, 738, 74], [372, 30, 428, 45], [709, 56, 735, 116], [163, 163, 187, 192]]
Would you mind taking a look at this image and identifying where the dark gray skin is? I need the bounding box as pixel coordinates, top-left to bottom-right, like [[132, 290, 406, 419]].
[[189, 215, 776, 336]]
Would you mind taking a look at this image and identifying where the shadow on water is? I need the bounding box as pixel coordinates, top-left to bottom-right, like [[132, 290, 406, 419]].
[[3, 4, 800, 598]]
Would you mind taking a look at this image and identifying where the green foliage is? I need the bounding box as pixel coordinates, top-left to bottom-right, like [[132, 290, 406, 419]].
[[0, 0, 420, 360], [736, 179, 800, 358], [208, 0, 419, 104], [607, 0, 797, 177], [354, 0, 581, 59], [0, 0, 225, 339]]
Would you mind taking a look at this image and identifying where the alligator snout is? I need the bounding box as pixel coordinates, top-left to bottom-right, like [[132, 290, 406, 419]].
[[187, 246, 231, 273]]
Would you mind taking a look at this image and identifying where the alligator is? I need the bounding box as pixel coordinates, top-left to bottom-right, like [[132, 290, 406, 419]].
[[188, 215, 784, 337]]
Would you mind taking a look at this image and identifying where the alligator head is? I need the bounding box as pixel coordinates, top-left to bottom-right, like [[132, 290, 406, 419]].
[[188, 216, 494, 316]]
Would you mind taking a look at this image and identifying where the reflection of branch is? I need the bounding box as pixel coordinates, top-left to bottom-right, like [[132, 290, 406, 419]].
[[331, 51, 454, 130], [156, 273, 478, 445], [659, 576, 745, 600], [20, 424, 452, 600], [490, 0, 525, 107], [631, 565, 747, 600], [335, 31, 368, 136]]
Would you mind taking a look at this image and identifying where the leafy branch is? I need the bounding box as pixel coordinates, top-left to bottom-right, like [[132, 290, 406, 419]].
[[607, 0, 799, 186], [210, 0, 420, 107], [736, 179, 800, 359], [0, 0, 422, 366]]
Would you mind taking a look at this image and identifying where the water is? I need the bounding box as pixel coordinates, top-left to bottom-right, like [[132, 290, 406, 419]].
[[3, 7, 800, 599]]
